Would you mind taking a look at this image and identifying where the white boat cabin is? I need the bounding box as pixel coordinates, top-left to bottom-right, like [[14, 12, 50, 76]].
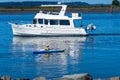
[[32, 4, 82, 28]]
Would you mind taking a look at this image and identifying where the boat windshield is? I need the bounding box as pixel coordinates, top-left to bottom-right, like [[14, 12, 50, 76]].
[[38, 19, 43, 24], [33, 19, 37, 24]]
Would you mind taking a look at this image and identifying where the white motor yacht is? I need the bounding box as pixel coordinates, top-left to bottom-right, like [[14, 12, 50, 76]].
[[9, 3, 94, 37]]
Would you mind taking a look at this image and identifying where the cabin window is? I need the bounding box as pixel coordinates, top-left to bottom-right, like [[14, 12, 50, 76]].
[[38, 19, 43, 24], [50, 20, 58, 25], [45, 19, 48, 25], [60, 20, 70, 25], [33, 19, 37, 24]]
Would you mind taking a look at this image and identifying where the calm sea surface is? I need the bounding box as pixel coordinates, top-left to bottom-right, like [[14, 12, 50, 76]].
[[1, 13, 120, 79]]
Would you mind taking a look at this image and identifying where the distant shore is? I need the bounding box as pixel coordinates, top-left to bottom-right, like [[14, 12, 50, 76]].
[[0, 6, 120, 14]]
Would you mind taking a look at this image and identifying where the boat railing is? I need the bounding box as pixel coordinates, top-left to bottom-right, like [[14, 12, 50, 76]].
[[41, 4, 67, 16], [39, 10, 59, 15]]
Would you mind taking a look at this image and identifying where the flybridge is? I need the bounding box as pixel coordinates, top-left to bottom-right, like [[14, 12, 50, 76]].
[[40, 4, 81, 19], [41, 5, 67, 16]]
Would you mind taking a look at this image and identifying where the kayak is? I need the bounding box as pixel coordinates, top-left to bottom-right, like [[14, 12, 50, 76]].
[[33, 49, 65, 54]]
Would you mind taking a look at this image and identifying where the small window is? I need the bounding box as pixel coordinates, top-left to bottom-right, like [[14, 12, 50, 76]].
[[33, 19, 37, 24], [45, 19, 48, 25], [38, 19, 43, 24], [50, 20, 58, 25], [60, 20, 70, 25]]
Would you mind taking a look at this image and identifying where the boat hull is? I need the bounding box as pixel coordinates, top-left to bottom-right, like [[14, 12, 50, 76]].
[[10, 23, 88, 37]]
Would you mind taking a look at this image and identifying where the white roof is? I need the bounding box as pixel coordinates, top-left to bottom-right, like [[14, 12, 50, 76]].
[[34, 13, 69, 20]]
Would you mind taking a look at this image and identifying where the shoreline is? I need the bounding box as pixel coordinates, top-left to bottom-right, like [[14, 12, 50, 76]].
[[1, 74, 120, 80], [1, 7, 120, 14]]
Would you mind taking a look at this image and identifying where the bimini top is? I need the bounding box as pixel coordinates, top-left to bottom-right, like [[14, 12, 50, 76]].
[[34, 4, 82, 20]]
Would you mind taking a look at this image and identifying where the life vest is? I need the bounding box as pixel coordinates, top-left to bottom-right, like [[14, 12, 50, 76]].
[[45, 47, 49, 50]]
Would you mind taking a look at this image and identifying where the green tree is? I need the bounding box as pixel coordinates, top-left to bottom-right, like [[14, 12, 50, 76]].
[[112, 0, 120, 6]]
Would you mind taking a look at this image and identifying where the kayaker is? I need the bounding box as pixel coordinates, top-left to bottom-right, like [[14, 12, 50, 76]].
[[45, 45, 50, 50]]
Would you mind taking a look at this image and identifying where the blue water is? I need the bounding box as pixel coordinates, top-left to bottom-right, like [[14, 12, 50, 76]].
[[1, 13, 120, 79]]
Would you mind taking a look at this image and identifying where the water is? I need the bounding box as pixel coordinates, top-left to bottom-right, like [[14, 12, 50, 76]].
[[1, 13, 120, 79]]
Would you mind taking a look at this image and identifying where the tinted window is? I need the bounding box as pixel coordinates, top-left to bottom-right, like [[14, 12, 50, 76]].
[[60, 20, 70, 25], [45, 20, 48, 25], [33, 19, 37, 24], [38, 19, 43, 24], [50, 20, 58, 25]]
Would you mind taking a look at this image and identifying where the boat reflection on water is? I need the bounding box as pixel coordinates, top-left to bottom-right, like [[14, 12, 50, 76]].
[[12, 36, 88, 79], [12, 36, 87, 61], [12, 36, 86, 51]]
